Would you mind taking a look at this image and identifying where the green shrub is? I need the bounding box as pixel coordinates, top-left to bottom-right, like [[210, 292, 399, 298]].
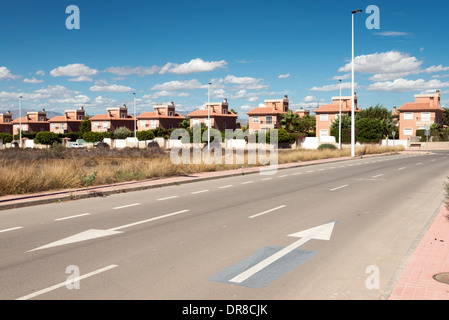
[[0, 133, 13, 143], [114, 126, 133, 139], [137, 130, 155, 141], [318, 143, 337, 150], [82, 131, 104, 142], [34, 131, 61, 145]]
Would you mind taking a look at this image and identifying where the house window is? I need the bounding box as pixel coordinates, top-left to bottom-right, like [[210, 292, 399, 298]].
[[223, 122, 226, 129], [60, 124, 65, 130], [103, 122, 109, 128], [52, 123, 57, 128], [223, 109, 227, 114], [4, 118, 9, 123], [320, 129, 329, 137], [169, 123, 173, 129], [169, 111, 174, 116], [5, 129, 9, 133], [94, 122, 99, 127], [403, 128, 413, 136], [150, 120, 157, 129], [404, 112, 413, 120], [252, 116, 259, 123], [284, 106, 288, 112], [421, 112, 431, 122], [121, 113, 126, 119], [193, 118, 200, 125], [78, 115, 83, 120], [39, 117, 45, 121], [320, 114, 328, 121], [266, 116, 273, 125], [140, 120, 146, 126]]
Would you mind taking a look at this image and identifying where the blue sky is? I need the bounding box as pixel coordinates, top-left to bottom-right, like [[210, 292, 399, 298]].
[[1, 0, 449, 118]]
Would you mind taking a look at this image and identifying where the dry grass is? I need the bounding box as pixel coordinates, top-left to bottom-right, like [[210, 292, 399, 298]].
[[0, 145, 404, 196]]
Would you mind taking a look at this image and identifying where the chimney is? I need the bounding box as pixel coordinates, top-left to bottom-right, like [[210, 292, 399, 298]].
[[223, 98, 228, 103], [171, 102, 174, 106], [284, 95, 288, 100]]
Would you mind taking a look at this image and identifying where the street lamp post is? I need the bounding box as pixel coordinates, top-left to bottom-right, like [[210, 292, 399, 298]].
[[207, 82, 211, 150], [339, 79, 342, 150], [133, 93, 137, 148], [19, 95, 23, 148], [351, 9, 362, 158]]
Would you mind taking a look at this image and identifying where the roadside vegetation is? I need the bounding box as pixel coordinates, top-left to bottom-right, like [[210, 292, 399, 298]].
[[0, 144, 404, 196]]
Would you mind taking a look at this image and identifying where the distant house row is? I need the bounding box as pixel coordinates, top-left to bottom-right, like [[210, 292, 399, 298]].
[[0, 91, 444, 141]]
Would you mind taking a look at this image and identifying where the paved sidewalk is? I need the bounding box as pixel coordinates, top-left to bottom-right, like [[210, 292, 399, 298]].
[[388, 204, 449, 300]]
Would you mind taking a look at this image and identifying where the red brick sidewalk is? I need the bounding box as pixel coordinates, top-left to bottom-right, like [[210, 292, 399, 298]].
[[389, 204, 449, 300]]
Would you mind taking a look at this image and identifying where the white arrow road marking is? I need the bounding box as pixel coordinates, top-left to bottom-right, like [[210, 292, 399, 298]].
[[28, 210, 190, 252], [16, 264, 118, 300], [229, 221, 336, 284]]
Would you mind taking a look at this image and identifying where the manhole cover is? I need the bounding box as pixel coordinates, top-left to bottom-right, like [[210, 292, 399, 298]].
[[433, 273, 449, 285]]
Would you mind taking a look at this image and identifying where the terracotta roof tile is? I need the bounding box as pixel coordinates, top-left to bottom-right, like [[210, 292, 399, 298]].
[[137, 112, 186, 119], [397, 102, 444, 111], [246, 107, 286, 115], [188, 110, 237, 117], [314, 104, 360, 113]]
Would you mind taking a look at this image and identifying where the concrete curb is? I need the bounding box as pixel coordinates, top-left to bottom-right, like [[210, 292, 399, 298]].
[[0, 151, 426, 211]]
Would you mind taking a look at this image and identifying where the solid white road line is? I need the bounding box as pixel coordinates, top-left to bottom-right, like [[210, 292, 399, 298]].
[[372, 174, 384, 178], [157, 196, 179, 201], [279, 175, 288, 177], [191, 190, 209, 194], [112, 203, 140, 210], [398, 167, 406, 170], [241, 181, 254, 184], [54, 213, 91, 221], [110, 210, 190, 231], [249, 205, 287, 219], [261, 178, 272, 181], [330, 185, 349, 191], [16, 264, 118, 300], [293, 172, 302, 175], [0, 226, 23, 234]]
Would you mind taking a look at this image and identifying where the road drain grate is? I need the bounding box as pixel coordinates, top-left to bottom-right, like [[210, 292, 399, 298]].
[[433, 273, 449, 285]]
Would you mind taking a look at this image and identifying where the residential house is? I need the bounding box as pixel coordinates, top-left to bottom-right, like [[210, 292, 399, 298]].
[[246, 95, 290, 133], [12, 109, 50, 135], [313, 93, 360, 138], [295, 107, 310, 118], [0, 111, 13, 134], [49, 107, 85, 134], [137, 102, 186, 130], [397, 90, 444, 140], [90, 105, 135, 132], [188, 99, 237, 131]]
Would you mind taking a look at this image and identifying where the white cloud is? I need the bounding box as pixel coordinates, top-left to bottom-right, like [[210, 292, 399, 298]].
[[150, 79, 204, 91], [23, 78, 44, 84], [309, 82, 356, 92], [50, 94, 91, 105], [104, 58, 227, 76], [104, 65, 160, 77], [143, 91, 191, 99], [36, 70, 45, 76], [162, 58, 227, 75], [339, 51, 449, 82], [90, 80, 134, 92], [68, 76, 93, 82], [0, 67, 20, 80], [240, 105, 253, 110], [329, 73, 351, 81], [35, 85, 80, 96], [278, 74, 290, 79], [304, 95, 317, 102], [374, 31, 410, 37], [367, 78, 449, 92], [222, 75, 269, 90], [50, 63, 99, 78]]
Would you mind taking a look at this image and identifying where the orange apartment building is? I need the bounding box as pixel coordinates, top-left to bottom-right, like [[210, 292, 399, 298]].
[[397, 90, 444, 140], [137, 102, 186, 130], [0, 111, 13, 134], [313, 93, 360, 138], [188, 99, 237, 131], [90, 105, 135, 132], [12, 109, 50, 135], [246, 95, 290, 133], [49, 107, 85, 134]]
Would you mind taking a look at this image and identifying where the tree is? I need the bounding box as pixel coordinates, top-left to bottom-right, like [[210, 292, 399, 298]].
[[356, 104, 396, 138], [280, 110, 299, 132], [330, 114, 352, 143], [179, 118, 190, 129], [34, 131, 61, 145], [79, 115, 91, 135], [0, 133, 13, 143], [295, 114, 316, 135], [443, 108, 449, 127], [355, 118, 383, 143], [114, 126, 133, 139], [82, 131, 104, 142]]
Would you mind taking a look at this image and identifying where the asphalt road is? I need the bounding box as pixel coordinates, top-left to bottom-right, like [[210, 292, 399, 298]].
[[1, 151, 448, 300]]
